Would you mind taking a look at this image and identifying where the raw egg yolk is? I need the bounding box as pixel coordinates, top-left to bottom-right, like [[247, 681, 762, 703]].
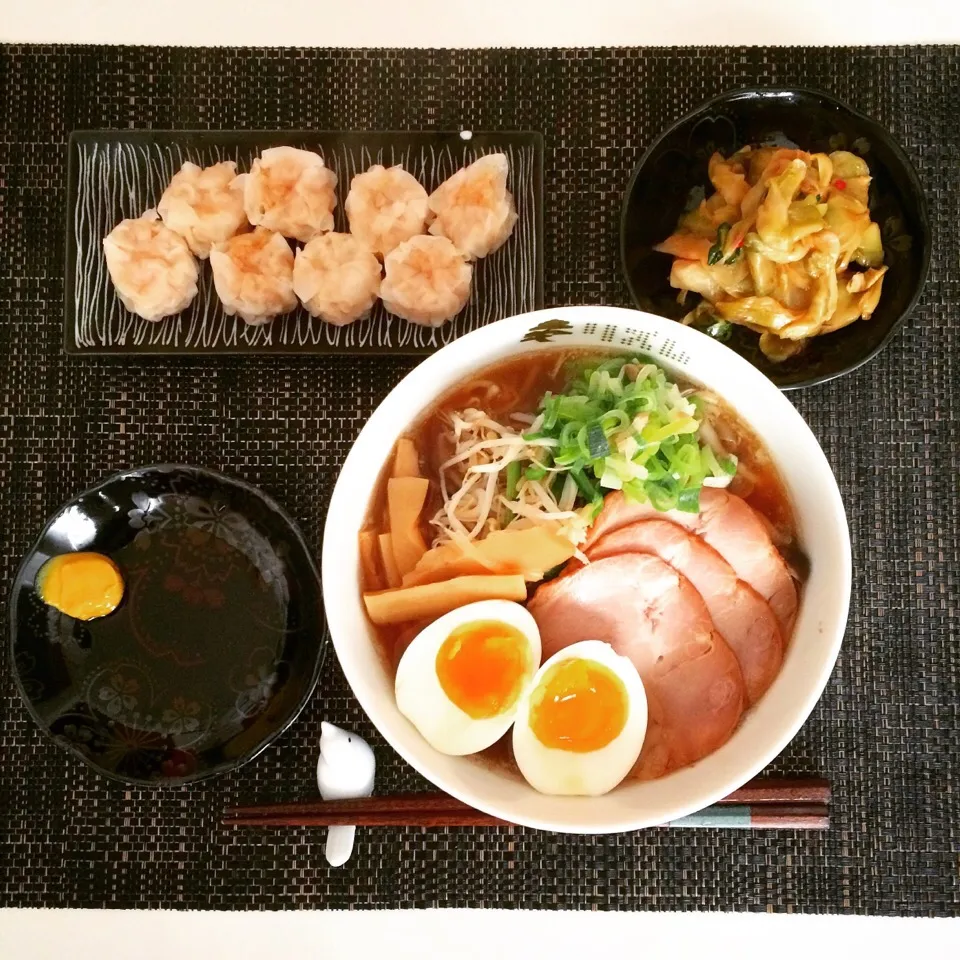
[[36, 552, 124, 621], [435, 620, 531, 720], [529, 658, 627, 753]]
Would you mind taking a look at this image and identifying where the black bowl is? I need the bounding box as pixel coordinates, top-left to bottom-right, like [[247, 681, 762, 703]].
[[620, 87, 931, 389], [9, 465, 325, 785]]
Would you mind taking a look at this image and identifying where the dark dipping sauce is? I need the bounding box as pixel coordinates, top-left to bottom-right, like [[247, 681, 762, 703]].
[[362, 348, 804, 775]]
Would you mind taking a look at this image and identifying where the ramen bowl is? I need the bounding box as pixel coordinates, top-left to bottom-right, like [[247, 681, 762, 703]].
[[322, 306, 850, 833]]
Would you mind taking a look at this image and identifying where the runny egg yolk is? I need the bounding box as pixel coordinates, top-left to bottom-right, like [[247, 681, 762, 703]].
[[435, 619, 532, 720], [529, 658, 628, 753], [36, 552, 124, 621]]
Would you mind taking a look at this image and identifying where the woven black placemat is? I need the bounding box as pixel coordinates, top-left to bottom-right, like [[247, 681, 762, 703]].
[[0, 44, 957, 916]]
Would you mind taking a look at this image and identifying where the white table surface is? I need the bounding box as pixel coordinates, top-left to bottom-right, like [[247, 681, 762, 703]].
[[2, 0, 960, 46], [1, 909, 958, 958], [1, 1, 958, 955]]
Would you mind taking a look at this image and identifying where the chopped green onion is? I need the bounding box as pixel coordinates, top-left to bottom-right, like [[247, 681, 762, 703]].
[[671, 441, 702, 479], [706, 320, 733, 342], [570, 466, 600, 503], [522, 354, 737, 520], [599, 409, 630, 433], [643, 417, 698, 443], [599, 464, 624, 490], [707, 222, 731, 265], [677, 485, 702, 513], [505, 460, 521, 501], [622, 479, 648, 504], [701, 444, 724, 478], [575, 424, 592, 461], [585, 422, 610, 458], [559, 420, 580, 449], [596, 356, 632, 375], [542, 393, 559, 430], [646, 480, 679, 511]]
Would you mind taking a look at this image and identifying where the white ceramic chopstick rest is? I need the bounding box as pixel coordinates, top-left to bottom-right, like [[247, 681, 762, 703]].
[[316, 722, 376, 867]]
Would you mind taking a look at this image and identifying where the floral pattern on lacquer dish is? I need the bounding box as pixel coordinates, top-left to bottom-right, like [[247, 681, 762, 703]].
[[161, 696, 203, 735], [96, 671, 140, 719], [129, 487, 289, 605], [230, 645, 289, 720]]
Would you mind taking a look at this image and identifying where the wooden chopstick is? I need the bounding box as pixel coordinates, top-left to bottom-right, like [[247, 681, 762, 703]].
[[225, 808, 512, 828], [222, 777, 830, 830], [222, 802, 828, 830]]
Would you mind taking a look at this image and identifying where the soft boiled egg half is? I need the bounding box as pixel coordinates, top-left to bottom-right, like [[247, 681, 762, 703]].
[[512, 640, 648, 796], [394, 599, 541, 756]]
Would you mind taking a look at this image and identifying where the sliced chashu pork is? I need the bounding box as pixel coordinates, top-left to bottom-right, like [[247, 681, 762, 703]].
[[588, 520, 783, 704], [584, 488, 798, 635], [527, 552, 745, 779]]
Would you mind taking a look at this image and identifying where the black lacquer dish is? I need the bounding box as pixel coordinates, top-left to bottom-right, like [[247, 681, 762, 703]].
[[621, 87, 931, 389], [9, 465, 325, 785]]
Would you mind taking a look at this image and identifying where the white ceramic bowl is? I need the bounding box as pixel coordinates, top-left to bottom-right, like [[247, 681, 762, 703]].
[[322, 306, 851, 833]]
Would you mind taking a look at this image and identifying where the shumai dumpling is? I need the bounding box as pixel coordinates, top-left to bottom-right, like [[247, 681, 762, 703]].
[[293, 233, 382, 326], [427, 153, 518, 260], [380, 235, 472, 327], [210, 227, 296, 325], [345, 164, 429, 257], [242, 147, 338, 243], [103, 211, 199, 321], [157, 160, 247, 258]]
